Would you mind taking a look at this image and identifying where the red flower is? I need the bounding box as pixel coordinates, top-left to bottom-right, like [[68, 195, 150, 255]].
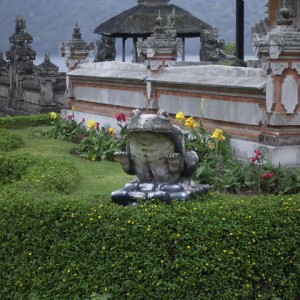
[[96, 122, 100, 130], [251, 156, 258, 163], [262, 172, 274, 180], [254, 149, 262, 157], [116, 113, 126, 122], [67, 114, 74, 120]]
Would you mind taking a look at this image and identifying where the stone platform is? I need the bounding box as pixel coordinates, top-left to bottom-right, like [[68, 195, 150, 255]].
[[111, 179, 210, 206]]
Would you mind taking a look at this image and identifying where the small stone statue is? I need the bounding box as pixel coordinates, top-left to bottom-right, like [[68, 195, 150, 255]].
[[111, 109, 210, 205], [94, 35, 116, 62]]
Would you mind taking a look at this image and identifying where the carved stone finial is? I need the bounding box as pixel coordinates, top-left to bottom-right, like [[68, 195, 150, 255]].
[[277, 0, 293, 25], [155, 10, 163, 27]]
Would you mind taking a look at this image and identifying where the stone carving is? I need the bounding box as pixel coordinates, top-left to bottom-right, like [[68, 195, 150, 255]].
[[280, 0, 296, 17], [281, 75, 298, 114], [60, 23, 94, 60], [5, 16, 36, 74], [36, 52, 59, 75], [111, 109, 210, 205], [200, 28, 246, 66], [94, 36, 116, 62], [0, 51, 7, 70], [253, 3, 300, 59], [292, 62, 300, 75], [270, 62, 288, 75], [137, 9, 183, 69]]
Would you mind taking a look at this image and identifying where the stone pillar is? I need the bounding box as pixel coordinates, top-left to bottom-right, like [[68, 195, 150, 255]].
[[253, 6, 300, 147]]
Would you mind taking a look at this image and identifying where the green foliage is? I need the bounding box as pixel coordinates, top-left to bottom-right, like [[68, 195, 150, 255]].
[[0, 114, 52, 129], [0, 153, 37, 184], [40, 114, 87, 144], [0, 128, 24, 151], [224, 41, 236, 55], [40, 112, 127, 162], [0, 152, 79, 194], [0, 192, 299, 299], [78, 129, 124, 161]]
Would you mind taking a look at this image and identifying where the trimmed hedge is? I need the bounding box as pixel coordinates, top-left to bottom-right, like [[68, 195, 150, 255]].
[[0, 153, 79, 194], [0, 113, 52, 129], [0, 190, 299, 300], [0, 128, 24, 151]]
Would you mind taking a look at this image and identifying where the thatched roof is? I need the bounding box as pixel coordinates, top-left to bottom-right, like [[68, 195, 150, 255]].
[[94, 3, 213, 38]]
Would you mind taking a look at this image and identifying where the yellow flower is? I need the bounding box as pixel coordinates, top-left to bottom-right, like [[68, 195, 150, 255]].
[[87, 119, 97, 130], [185, 117, 198, 129], [108, 127, 116, 136], [71, 105, 76, 111], [176, 111, 185, 121], [50, 112, 57, 120], [211, 128, 225, 141]]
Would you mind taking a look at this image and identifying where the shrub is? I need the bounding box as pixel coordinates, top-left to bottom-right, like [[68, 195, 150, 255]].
[[0, 152, 79, 194], [0, 114, 52, 129], [0, 192, 299, 300], [40, 111, 127, 161], [0, 128, 24, 151], [0, 153, 37, 184]]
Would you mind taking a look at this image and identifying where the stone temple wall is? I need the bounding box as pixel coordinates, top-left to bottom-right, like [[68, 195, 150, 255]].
[[0, 72, 66, 116], [65, 59, 300, 167], [65, 61, 296, 166]]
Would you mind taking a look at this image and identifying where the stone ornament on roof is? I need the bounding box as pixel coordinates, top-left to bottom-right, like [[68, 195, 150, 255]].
[[36, 52, 59, 75], [59, 23, 94, 59], [253, 3, 300, 59], [137, 9, 183, 68]]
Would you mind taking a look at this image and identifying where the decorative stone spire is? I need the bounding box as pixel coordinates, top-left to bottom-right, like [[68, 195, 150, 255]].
[[137, 9, 182, 71], [277, 0, 293, 25], [5, 15, 36, 74], [59, 23, 94, 71], [138, 0, 170, 6], [36, 53, 59, 75]]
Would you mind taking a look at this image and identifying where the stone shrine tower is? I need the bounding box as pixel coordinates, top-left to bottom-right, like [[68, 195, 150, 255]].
[[137, 10, 183, 71], [6, 16, 36, 75], [253, 4, 300, 162], [60, 24, 94, 71]]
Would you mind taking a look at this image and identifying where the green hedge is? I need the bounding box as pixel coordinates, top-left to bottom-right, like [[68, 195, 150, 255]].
[[0, 128, 24, 151], [0, 113, 52, 129], [0, 153, 79, 194], [0, 189, 299, 299]]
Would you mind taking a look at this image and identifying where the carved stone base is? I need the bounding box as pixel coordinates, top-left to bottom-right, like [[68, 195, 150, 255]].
[[111, 179, 210, 206]]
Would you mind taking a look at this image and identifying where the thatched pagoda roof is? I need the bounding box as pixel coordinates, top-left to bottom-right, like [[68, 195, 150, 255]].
[[94, 1, 213, 38]]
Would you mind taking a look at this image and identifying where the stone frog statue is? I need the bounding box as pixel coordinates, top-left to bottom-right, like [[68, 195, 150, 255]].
[[111, 109, 210, 205]]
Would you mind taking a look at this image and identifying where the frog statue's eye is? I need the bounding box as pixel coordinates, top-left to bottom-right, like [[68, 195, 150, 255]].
[[157, 109, 170, 121]]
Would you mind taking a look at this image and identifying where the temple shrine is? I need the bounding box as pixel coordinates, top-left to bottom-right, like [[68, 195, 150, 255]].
[[0, 1, 300, 167]]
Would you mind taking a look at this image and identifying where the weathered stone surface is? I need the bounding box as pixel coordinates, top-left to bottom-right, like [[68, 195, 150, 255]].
[[112, 109, 209, 205], [74, 86, 147, 109], [68, 61, 147, 81], [148, 65, 266, 89], [159, 95, 265, 126], [281, 75, 298, 114], [266, 75, 276, 112]]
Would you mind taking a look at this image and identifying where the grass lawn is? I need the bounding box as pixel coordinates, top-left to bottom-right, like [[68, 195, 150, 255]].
[[13, 126, 135, 199]]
